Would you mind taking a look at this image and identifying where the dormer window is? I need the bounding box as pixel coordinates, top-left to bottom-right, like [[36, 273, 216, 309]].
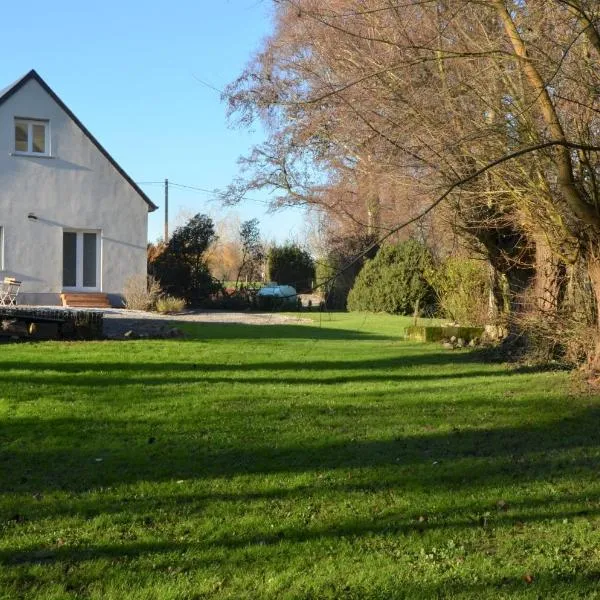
[[14, 119, 49, 156]]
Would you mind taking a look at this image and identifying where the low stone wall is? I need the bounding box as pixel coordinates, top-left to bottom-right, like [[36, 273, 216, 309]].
[[0, 307, 104, 340]]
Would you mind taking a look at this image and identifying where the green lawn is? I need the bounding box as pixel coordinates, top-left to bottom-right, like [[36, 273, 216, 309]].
[[1, 313, 599, 599]]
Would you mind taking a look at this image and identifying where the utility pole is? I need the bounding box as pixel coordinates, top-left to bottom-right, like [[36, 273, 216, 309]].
[[164, 178, 169, 242]]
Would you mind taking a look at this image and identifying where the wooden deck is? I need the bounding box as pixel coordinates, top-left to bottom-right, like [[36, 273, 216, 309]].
[[0, 306, 104, 339]]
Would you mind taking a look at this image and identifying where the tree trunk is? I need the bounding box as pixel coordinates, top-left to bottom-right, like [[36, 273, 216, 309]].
[[584, 256, 600, 372], [366, 158, 381, 235], [493, 0, 600, 228], [533, 234, 563, 313], [487, 263, 506, 323], [505, 266, 531, 321], [587, 257, 600, 328], [367, 198, 381, 235]]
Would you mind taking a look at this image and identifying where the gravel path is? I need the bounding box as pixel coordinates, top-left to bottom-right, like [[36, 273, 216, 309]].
[[101, 308, 311, 338]]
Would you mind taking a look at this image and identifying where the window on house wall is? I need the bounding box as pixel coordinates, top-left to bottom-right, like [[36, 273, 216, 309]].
[[14, 119, 49, 156]]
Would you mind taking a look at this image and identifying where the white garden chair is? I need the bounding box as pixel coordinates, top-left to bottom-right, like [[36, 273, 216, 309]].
[[0, 277, 21, 306]]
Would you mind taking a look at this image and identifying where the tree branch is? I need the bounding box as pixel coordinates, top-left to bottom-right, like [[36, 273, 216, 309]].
[[314, 140, 600, 291]]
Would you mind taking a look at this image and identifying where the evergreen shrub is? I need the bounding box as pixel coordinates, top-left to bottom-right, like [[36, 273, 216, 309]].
[[347, 240, 435, 314], [267, 244, 315, 293]]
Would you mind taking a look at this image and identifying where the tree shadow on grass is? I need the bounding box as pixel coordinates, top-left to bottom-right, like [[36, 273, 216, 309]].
[[0, 347, 532, 376], [6, 477, 600, 530], [2, 404, 599, 494], [2, 500, 599, 558], [0, 369, 531, 389], [2, 530, 599, 599], [0, 347, 555, 396]]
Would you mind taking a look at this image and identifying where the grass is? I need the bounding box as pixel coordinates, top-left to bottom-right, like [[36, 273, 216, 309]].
[[1, 312, 599, 599]]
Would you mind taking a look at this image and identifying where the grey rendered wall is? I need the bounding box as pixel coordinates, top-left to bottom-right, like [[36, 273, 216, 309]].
[[0, 78, 149, 305]]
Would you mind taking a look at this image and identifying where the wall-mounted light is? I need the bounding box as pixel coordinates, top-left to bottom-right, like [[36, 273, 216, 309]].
[[27, 212, 38, 221]]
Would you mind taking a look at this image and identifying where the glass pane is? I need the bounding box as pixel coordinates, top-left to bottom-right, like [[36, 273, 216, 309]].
[[63, 232, 77, 287], [32, 124, 45, 153], [83, 233, 97, 288], [15, 122, 28, 152]]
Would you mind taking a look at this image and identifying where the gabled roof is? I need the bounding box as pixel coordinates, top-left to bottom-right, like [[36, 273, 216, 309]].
[[0, 69, 158, 212], [0, 73, 27, 99]]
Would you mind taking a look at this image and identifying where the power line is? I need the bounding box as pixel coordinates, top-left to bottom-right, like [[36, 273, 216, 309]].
[[170, 182, 272, 205], [136, 180, 272, 205], [192, 74, 225, 96], [169, 182, 220, 194]]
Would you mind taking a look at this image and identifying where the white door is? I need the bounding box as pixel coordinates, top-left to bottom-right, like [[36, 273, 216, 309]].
[[62, 230, 101, 291]]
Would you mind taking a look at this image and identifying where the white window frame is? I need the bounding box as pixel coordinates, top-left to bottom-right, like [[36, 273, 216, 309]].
[[62, 229, 102, 292], [13, 118, 50, 156]]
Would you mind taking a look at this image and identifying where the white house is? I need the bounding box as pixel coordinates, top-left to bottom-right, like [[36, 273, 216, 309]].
[[0, 70, 157, 307]]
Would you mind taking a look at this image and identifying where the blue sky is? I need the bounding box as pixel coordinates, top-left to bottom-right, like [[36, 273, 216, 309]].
[[1, 0, 308, 243]]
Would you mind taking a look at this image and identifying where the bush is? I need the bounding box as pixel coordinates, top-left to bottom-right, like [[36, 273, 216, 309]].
[[256, 294, 285, 311], [156, 295, 186, 313], [123, 275, 161, 311], [347, 240, 435, 314], [149, 214, 222, 306], [267, 244, 315, 293], [506, 261, 597, 366], [427, 258, 490, 325], [205, 289, 254, 310]]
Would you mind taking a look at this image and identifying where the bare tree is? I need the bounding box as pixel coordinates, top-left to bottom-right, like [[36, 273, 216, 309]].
[[225, 0, 600, 361], [235, 218, 265, 287]]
